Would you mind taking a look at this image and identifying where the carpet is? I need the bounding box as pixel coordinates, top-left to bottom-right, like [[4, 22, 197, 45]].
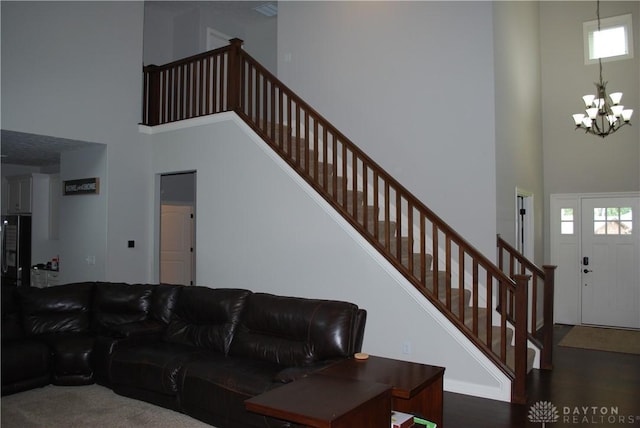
[[0, 384, 213, 428], [559, 325, 640, 355]]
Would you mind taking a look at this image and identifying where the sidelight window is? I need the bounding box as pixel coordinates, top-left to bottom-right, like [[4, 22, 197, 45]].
[[560, 208, 575, 235]]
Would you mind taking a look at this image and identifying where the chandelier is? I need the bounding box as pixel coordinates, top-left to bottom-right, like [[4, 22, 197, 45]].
[[571, 1, 633, 138]]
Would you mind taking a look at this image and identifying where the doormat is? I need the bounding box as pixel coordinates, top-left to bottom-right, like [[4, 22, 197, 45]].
[[559, 325, 640, 355]]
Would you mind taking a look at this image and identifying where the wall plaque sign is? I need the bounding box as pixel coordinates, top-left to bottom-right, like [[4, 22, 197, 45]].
[[63, 178, 100, 195]]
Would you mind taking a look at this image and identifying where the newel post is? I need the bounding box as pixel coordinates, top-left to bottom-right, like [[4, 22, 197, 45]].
[[143, 64, 160, 126], [226, 38, 244, 112], [512, 274, 530, 404], [541, 265, 557, 370]]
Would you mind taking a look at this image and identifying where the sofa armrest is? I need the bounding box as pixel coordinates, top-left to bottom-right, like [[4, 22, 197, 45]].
[[273, 359, 341, 384]]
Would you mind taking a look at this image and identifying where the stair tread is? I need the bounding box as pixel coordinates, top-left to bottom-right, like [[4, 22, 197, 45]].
[[366, 221, 397, 237], [503, 345, 537, 374]]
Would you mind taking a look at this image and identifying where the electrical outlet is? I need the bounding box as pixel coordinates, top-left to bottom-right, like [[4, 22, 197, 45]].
[[402, 341, 411, 355]]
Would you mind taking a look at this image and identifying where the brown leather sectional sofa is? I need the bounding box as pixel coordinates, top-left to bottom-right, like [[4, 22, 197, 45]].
[[1, 282, 367, 427]]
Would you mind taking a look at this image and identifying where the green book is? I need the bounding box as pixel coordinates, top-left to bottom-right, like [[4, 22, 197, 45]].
[[413, 416, 437, 428]]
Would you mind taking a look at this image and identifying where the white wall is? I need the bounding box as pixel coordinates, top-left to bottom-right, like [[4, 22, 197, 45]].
[[276, 1, 498, 260], [493, 2, 545, 264], [540, 1, 640, 260], [1, 2, 151, 283], [145, 114, 512, 401], [142, 3, 174, 66], [59, 146, 108, 283], [143, 2, 278, 74]]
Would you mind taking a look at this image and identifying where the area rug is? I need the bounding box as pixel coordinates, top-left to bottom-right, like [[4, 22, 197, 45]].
[[0, 384, 213, 427], [559, 325, 640, 355]]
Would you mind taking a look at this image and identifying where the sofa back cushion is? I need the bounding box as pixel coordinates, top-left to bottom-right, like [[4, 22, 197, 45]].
[[149, 284, 182, 324], [18, 282, 93, 335], [163, 287, 251, 354], [92, 283, 152, 333], [229, 293, 363, 367]]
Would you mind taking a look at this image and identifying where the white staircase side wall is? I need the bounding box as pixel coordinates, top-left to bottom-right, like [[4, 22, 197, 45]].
[[142, 113, 513, 402]]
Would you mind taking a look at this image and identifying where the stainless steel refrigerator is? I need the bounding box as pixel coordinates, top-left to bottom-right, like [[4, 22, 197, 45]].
[[1, 215, 32, 286]]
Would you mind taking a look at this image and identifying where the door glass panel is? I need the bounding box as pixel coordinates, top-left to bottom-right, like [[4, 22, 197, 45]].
[[620, 208, 633, 234], [593, 207, 633, 235]]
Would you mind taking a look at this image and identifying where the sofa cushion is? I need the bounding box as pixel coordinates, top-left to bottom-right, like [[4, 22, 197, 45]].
[[163, 287, 251, 354], [18, 282, 93, 336], [182, 356, 284, 397], [92, 283, 152, 334], [42, 333, 95, 386], [2, 287, 24, 341], [179, 356, 286, 427], [149, 284, 182, 325], [229, 293, 361, 367], [110, 342, 215, 395], [1, 338, 50, 395]]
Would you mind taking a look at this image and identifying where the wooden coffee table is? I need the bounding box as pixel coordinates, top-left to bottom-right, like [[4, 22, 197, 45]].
[[320, 355, 445, 427], [245, 374, 392, 428]]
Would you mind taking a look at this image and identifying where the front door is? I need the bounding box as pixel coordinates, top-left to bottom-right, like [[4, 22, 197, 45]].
[[581, 196, 639, 328]]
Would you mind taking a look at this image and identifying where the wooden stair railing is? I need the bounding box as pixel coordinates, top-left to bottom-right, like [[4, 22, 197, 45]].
[[497, 235, 556, 370], [142, 39, 553, 404]]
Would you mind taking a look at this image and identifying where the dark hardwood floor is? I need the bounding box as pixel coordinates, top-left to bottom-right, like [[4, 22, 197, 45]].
[[442, 324, 640, 427]]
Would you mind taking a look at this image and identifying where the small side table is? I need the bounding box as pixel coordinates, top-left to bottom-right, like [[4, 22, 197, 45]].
[[320, 355, 445, 427], [245, 375, 392, 428]]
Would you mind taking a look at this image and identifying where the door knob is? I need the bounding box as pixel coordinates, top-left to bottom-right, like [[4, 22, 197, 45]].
[[583, 269, 592, 273]]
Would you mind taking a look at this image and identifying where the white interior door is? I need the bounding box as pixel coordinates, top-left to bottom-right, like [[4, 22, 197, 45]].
[[160, 204, 194, 286], [581, 196, 639, 328]]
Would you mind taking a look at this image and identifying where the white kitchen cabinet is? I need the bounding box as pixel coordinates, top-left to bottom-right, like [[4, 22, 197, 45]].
[[7, 175, 32, 213], [31, 269, 47, 288], [46, 270, 60, 286], [31, 269, 60, 288]]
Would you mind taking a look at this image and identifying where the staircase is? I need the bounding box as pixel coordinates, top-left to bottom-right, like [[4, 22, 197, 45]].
[[277, 134, 539, 376], [141, 39, 555, 404]]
